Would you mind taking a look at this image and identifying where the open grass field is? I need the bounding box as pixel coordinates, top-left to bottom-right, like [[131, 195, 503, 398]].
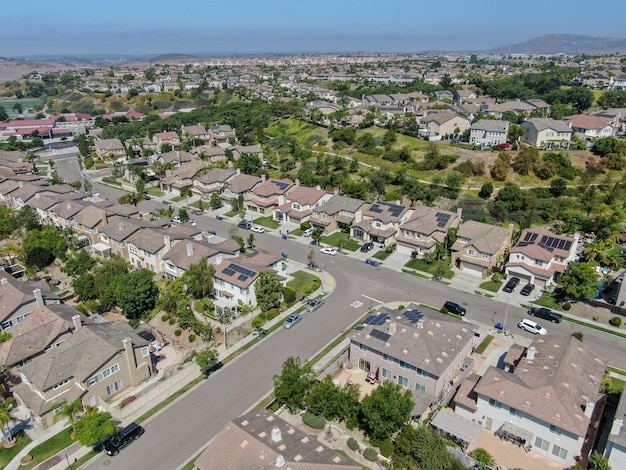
[[319, 232, 360, 251], [0, 98, 42, 114]]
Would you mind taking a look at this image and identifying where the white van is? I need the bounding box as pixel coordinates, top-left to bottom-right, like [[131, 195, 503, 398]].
[[518, 318, 547, 335]]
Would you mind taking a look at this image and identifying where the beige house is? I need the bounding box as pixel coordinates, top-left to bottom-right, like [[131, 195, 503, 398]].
[[0, 274, 60, 331], [273, 184, 332, 224], [208, 124, 235, 145], [245, 177, 295, 216], [192, 168, 236, 201], [396, 206, 461, 256], [352, 201, 411, 247], [419, 112, 470, 138], [152, 131, 180, 149], [564, 114, 614, 140], [94, 138, 125, 159], [13, 321, 153, 429], [309, 194, 367, 234], [520, 118, 572, 149], [451, 221, 513, 278], [181, 124, 209, 141]]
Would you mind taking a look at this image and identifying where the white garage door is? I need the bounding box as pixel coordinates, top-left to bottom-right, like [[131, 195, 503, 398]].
[[462, 263, 485, 278]]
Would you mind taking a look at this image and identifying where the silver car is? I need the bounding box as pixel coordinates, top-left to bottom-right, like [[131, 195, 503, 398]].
[[283, 314, 302, 329], [306, 298, 325, 313]]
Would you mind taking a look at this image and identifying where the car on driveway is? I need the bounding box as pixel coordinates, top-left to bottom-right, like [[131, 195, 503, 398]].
[[283, 314, 302, 329], [520, 283, 535, 296], [303, 227, 315, 237], [360, 242, 374, 252], [103, 422, 144, 456], [503, 276, 520, 293], [306, 298, 325, 312], [171, 216, 183, 224], [251, 225, 265, 233], [528, 307, 562, 323], [518, 318, 547, 335], [320, 247, 337, 256], [237, 220, 252, 230]]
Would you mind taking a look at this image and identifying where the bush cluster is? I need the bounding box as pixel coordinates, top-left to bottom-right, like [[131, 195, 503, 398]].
[[188, 334, 196, 343], [161, 314, 170, 322], [610, 316, 622, 327], [347, 437, 360, 451], [283, 286, 296, 306], [174, 329, 182, 337], [302, 278, 321, 296], [302, 412, 326, 429], [378, 438, 393, 457], [265, 308, 280, 321], [562, 302, 571, 311], [363, 447, 378, 462]]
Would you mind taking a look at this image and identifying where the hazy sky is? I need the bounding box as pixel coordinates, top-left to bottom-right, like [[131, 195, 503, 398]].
[[2, 0, 625, 57]]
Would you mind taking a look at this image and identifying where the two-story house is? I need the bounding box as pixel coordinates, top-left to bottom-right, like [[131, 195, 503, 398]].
[[71, 206, 111, 245], [208, 124, 235, 146], [163, 240, 230, 280], [94, 138, 125, 159], [563, 114, 614, 141], [451, 221, 513, 278], [520, 118, 572, 149], [309, 194, 367, 234], [0, 275, 59, 330], [454, 336, 607, 467], [126, 228, 168, 273], [221, 173, 262, 204], [273, 184, 332, 225], [181, 124, 209, 142], [160, 161, 208, 194], [48, 200, 87, 231], [349, 303, 474, 419], [231, 144, 264, 162], [246, 177, 295, 216], [396, 206, 461, 256], [505, 227, 578, 289], [419, 112, 470, 138], [98, 219, 143, 259], [469, 120, 510, 148], [352, 201, 411, 247], [12, 321, 153, 430], [152, 131, 180, 150], [192, 168, 236, 201]]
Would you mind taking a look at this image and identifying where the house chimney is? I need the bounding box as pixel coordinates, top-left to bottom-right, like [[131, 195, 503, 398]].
[[119, 222, 125, 230], [216, 256, 223, 265], [295, 178, 300, 186], [236, 168, 241, 174], [316, 185, 321, 191], [164, 235, 172, 250], [72, 314, 82, 331], [186, 243, 194, 256], [526, 346, 536, 360], [66, 202, 72, 210], [271, 426, 282, 442], [388, 322, 396, 335], [101, 209, 108, 225], [261, 174, 266, 183], [611, 418, 624, 436], [456, 207, 463, 218], [123, 337, 138, 386], [275, 455, 285, 467], [585, 401, 595, 418], [33, 288, 45, 308]]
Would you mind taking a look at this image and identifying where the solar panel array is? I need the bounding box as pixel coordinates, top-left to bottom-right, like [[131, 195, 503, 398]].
[[403, 308, 424, 324], [369, 202, 404, 217], [435, 212, 451, 228], [364, 313, 389, 326], [523, 232, 538, 243], [223, 263, 256, 282], [369, 204, 383, 214], [271, 180, 290, 191], [539, 235, 572, 251], [388, 204, 404, 217], [370, 328, 391, 343]]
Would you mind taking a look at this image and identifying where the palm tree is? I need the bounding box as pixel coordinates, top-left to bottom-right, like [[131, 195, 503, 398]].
[[54, 398, 84, 435], [0, 396, 16, 444]]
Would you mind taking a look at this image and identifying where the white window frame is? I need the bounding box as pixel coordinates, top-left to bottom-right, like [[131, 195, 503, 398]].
[[106, 379, 123, 396], [141, 346, 149, 358], [382, 368, 392, 380], [535, 437, 550, 451], [549, 425, 562, 436], [88, 395, 96, 406], [87, 376, 98, 387], [415, 383, 426, 392], [102, 363, 120, 379], [551, 444, 567, 460], [397, 375, 409, 388], [52, 378, 69, 390]]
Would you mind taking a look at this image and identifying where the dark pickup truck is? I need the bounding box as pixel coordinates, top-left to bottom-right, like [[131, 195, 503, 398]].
[[528, 307, 563, 323]]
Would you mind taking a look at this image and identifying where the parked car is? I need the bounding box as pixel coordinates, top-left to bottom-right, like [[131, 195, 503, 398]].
[[191, 209, 203, 216], [90, 192, 100, 198], [171, 216, 183, 224], [503, 277, 520, 293], [310, 239, 319, 246], [237, 220, 252, 230], [518, 318, 547, 335], [320, 247, 337, 256], [203, 361, 223, 378], [283, 314, 302, 329], [103, 422, 144, 456], [520, 283, 535, 296], [251, 225, 265, 233], [306, 298, 325, 312], [442, 300, 466, 316], [528, 307, 562, 323], [187, 219, 196, 226], [142, 193, 151, 200], [360, 242, 374, 252], [303, 227, 315, 237]]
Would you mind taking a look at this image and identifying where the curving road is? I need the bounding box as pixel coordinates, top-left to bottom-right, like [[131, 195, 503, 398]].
[[83, 186, 626, 470]]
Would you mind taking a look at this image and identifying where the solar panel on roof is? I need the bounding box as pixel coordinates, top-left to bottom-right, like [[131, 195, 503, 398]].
[[363, 315, 375, 325], [557, 239, 566, 250], [403, 309, 423, 324], [370, 329, 391, 343], [238, 274, 248, 281], [564, 240, 572, 251], [223, 268, 235, 276]]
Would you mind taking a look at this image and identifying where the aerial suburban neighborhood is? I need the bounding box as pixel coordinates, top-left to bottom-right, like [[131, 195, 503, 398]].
[[3, 11, 626, 469]]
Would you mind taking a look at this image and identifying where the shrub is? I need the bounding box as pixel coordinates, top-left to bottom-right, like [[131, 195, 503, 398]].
[[385, 243, 396, 254], [398, 305, 405, 311], [302, 278, 321, 296], [346, 411, 359, 430], [610, 316, 622, 327], [174, 329, 182, 336], [572, 331, 584, 341], [302, 412, 326, 429], [363, 447, 378, 462], [188, 334, 196, 343], [128, 319, 139, 328], [378, 438, 394, 458], [440, 307, 449, 315], [169, 317, 176, 325], [347, 437, 360, 451], [161, 314, 170, 322], [283, 286, 296, 306], [562, 302, 571, 311], [251, 316, 267, 329], [593, 315, 600, 321], [300, 222, 312, 230], [265, 308, 280, 321]]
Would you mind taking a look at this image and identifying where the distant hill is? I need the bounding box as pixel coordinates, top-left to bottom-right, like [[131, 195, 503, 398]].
[[490, 34, 626, 55], [148, 53, 199, 63]]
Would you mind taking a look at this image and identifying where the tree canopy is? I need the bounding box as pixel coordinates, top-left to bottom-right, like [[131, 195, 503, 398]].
[[74, 410, 117, 447], [273, 356, 314, 412], [359, 380, 414, 441], [254, 271, 282, 311]]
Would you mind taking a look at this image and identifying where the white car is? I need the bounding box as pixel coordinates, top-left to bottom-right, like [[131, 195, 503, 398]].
[[518, 318, 547, 335], [251, 226, 264, 233], [320, 247, 337, 256], [171, 216, 183, 224], [187, 219, 196, 226], [303, 227, 314, 237]]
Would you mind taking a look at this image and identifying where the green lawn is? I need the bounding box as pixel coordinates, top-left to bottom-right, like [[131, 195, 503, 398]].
[[287, 270, 319, 292], [475, 335, 494, 354], [253, 216, 280, 229], [319, 232, 360, 251], [224, 210, 239, 217], [372, 250, 391, 260], [480, 279, 502, 293], [21, 427, 73, 470], [532, 292, 559, 310], [0, 98, 41, 113], [0, 432, 32, 468], [404, 259, 454, 278], [146, 187, 165, 197]]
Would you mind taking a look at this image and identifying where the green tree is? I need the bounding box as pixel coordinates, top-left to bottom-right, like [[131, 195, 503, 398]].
[[181, 260, 215, 299], [392, 424, 456, 470], [209, 192, 222, 209], [360, 380, 414, 441], [25, 246, 55, 269], [469, 448, 495, 468], [235, 153, 262, 174], [247, 233, 255, 248], [558, 262, 598, 300], [587, 451, 612, 470], [273, 357, 314, 412], [550, 177, 567, 197], [0, 105, 8, 121], [178, 207, 189, 222], [72, 274, 97, 301], [304, 376, 360, 421], [73, 410, 117, 447], [62, 250, 96, 277], [478, 182, 494, 199], [194, 348, 218, 374], [54, 398, 84, 434], [0, 397, 16, 444], [117, 191, 142, 206], [115, 269, 158, 320], [254, 271, 282, 311]]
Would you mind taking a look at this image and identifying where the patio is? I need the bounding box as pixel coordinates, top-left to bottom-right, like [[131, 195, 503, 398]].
[[332, 366, 379, 400]]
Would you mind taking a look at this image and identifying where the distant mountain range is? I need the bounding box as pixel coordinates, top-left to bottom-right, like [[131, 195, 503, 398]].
[[490, 34, 626, 55]]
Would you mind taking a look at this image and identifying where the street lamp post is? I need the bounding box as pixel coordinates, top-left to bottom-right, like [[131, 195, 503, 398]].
[[319, 261, 325, 294], [503, 297, 510, 333]]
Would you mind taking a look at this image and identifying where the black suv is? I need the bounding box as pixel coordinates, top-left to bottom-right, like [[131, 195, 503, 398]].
[[103, 422, 144, 456], [502, 276, 520, 293], [237, 220, 252, 230], [443, 300, 466, 316], [529, 307, 563, 323], [360, 242, 374, 252], [203, 361, 223, 378]]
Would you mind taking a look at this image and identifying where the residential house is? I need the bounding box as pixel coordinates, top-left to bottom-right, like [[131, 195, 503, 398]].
[[451, 221, 513, 278], [152, 131, 180, 149], [208, 125, 235, 146], [309, 194, 367, 234], [48, 200, 87, 231], [94, 138, 125, 159], [352, 201, 411, 247], [231, 144, 264, 162], [154, 150, 194, 168], [611, 74, 626, 90], [396, 206, 461, 256], [0, 305, 89, 367], [160, 161, 208, 194], [221, 173, 262, 203], [563, 114, 614, 140], [349, 303, 474, 418], [605, 384, 626, 468], [192, 168, 236, 200], [98, 218, 143, 259], [520, 118, 572, 149], [101, 110, 144, 121], [126, 228, 168, 273], [163, 240, 233, 280], [189, 145, 227, 164], [194, 409, 360, 470], [591, 108, 626, 135], [71, 206, 111, 245], [434, 90, 455, 101], [453, 89, 478, 105], [28, 193, 58, 225], [274, 184, 332, 225], [12, 321, 153, 429], [505, 227, 578, 289], [10, 183, 48, 210], [469, 120, 510, 147], [0, 274, 59, 330], [419, 112, 470, 138], [454, 336, 607, 467], [245, 177, 295, 216], [181, 124, 209, 142]]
